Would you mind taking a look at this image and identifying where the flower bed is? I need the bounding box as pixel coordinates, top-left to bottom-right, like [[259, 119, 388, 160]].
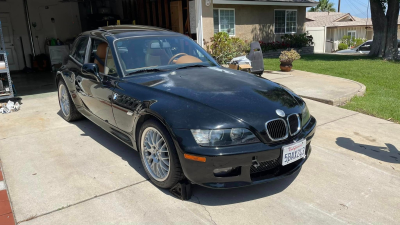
[[260, 33, 314, 58], [262, 46, 314, 58]]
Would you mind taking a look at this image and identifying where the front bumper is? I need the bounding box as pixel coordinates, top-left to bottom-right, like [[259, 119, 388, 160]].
[[173, 116, 316, 189]]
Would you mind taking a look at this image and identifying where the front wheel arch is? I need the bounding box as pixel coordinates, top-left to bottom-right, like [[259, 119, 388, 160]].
[[135, 113, 173, 150]]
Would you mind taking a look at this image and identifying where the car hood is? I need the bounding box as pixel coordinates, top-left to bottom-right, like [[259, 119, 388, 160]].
[[124, 67, 304, 128], [337, 49, 358, 53]]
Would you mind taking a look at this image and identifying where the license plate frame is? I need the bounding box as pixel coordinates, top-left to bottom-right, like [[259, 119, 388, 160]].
[[282, 139, 307, 166]]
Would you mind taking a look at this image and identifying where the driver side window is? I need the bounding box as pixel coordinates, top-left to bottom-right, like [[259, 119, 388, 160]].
[[72, 37, 88, 64], [88, 38, 117, 76], [105, 48, 117, 76]]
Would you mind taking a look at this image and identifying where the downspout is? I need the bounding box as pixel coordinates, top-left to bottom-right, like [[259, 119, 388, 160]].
[[196, 0, 203, 47], [23, 0, 36, 57], [323, 26, 326, 53]]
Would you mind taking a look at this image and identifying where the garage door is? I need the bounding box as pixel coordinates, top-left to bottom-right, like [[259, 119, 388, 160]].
[[306, 27, 325, 53]]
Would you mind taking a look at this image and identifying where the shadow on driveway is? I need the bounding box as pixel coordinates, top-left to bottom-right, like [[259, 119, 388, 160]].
[[58, 111, 300, 205], [336, 137, 400, 163], [189, 170, 299, 206], [57, 110, 147, 178]]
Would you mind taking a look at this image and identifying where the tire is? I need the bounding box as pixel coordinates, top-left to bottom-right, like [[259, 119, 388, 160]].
[[58, 79, 83, 122], [138, 119, 183, 189]]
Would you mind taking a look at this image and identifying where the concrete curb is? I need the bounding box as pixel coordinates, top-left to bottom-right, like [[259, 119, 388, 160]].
[[264, 70, 367, 106]]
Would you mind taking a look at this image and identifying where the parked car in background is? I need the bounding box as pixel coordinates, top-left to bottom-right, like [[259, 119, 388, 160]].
[[56, 25, 316, 190], [337, 40, 400, 54]]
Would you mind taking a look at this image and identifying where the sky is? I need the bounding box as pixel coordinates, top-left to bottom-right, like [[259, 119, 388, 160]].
[[309, 0, 371, 18]]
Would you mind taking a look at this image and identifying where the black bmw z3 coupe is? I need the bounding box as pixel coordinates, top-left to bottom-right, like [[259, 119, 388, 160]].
[[56, 25, 316, 189]]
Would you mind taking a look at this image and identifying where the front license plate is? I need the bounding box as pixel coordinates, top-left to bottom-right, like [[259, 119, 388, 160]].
[[282, 139, 307, 166]]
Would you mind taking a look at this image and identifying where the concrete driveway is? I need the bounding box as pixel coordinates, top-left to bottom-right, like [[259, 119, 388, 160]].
[[0, 93, 399, 225]]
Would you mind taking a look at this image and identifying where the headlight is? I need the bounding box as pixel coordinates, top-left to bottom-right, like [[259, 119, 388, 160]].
[[301, 105, 311, 127], [191, 128, 260, 146]]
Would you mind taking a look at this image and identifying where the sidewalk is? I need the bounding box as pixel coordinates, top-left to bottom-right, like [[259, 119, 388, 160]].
[[263, 70, 366, 106]]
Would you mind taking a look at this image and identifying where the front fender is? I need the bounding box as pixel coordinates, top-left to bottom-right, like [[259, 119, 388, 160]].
[[56, 69, 84, 109]]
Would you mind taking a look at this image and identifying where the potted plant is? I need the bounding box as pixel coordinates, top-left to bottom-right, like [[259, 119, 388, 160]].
[[279, 49, 301, 72]]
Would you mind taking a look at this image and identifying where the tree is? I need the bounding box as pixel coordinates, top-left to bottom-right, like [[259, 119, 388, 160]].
[[369, 0, 399, 60], [308, 0, 336, 12]]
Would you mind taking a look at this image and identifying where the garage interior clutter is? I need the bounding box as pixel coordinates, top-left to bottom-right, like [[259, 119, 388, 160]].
[[0, 0, 196, 99]]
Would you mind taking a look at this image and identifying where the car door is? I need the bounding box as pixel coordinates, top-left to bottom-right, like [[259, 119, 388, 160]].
[[72, 37, 117, 126], [359, 41, 372, 54]]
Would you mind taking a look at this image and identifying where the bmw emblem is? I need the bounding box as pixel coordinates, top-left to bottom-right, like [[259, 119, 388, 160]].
[[276, 109, 285, 117], [113, 93, 119, 101]]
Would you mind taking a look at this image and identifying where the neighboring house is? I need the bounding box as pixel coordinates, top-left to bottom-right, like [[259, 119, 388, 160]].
[[200, 0, 318, 45], [305, 12, 400, 53]]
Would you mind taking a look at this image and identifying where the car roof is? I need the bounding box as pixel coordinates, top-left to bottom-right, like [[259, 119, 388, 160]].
[[81, 25, 184, 40]]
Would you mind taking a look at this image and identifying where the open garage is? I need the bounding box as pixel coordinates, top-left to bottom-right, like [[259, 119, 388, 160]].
[[0, 0, 201, 97]]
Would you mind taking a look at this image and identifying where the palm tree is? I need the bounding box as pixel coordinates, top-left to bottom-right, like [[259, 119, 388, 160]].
[[308, 0, 336, 12]]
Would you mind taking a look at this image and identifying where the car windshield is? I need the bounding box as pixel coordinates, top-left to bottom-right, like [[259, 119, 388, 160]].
[[114, 36, 217, 76]]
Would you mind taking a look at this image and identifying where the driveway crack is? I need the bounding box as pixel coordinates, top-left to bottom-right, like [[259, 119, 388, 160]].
[[192, 195, 217, 225], [17, 179, 149, 224], [317, 112, 359, 127]]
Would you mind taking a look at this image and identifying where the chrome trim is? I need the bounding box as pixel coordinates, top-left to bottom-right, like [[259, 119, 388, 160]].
[[287, 113, 301, 136], [84, 37, 91, 64], [265, 118, 289, 141], [69, 55, 82, 67]]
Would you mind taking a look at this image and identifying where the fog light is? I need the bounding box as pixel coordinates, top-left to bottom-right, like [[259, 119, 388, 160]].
[[213, 167, 241, 177]]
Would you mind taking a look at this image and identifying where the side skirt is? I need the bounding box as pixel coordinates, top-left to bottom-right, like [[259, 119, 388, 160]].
[[78, 107, 137, 151]]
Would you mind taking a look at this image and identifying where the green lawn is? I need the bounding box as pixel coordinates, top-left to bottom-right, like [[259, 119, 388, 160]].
[[264, 54, 400, 123]]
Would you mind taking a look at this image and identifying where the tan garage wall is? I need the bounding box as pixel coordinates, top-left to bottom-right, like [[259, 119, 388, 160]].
[[205, 4, 306, 43]]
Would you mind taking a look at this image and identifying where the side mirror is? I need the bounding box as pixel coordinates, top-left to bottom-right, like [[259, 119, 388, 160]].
[[81, 63, 102, 82]]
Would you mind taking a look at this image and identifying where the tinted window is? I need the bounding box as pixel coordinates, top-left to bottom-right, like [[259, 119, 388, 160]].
[[114, 36, 216, 75], [106, 48, 117, 76], [89, 38, 106, 64], [360, 41, 372, 51], [72, 37, 88, 64]]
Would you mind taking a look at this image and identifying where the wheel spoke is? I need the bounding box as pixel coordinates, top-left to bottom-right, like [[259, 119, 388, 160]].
[[160, 160, 169, 170], [159, 164, 166, 177], [160, 143, 167, 152], [160, 157, 169, 167], [155, 137, 163, 147]]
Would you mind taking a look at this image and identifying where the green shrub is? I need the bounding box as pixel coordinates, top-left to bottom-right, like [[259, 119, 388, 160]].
[[340, 36, 366, 48], [340, 35, 353, 47], [204, 32, 249, 64], [354, 38, 366, 47], [338, 43, 348, 50], [281, 33, 314, 48]]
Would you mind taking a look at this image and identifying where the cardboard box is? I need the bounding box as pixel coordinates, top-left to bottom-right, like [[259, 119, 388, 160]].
[[228, 64, 252, 71], [239, 64, 252, 70], [229, 64, 238, 70]]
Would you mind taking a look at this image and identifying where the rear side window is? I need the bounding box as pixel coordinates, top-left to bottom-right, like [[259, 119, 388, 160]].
[[72, 37, 89, 64]]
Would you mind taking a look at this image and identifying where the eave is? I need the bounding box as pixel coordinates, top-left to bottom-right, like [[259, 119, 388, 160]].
[[213, 0, 318, 7]]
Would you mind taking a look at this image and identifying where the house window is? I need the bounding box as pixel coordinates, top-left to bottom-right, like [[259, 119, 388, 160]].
[[274, 10, 297, 34], [347, 30, 356, 39], [213, 9, 235, 36]]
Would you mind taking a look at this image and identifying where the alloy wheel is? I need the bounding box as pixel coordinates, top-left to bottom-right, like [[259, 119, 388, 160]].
[[141, 127, 171, 181], [59, 84, 70, 117]]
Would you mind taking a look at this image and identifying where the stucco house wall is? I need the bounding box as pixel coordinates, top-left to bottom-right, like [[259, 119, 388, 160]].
[[213, 4, 306, 42], [202, 1, 309, 44]]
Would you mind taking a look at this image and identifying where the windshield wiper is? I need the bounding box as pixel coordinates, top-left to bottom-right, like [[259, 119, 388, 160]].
[[175, 64, 209, 70], [126, 68, 165, 76]]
